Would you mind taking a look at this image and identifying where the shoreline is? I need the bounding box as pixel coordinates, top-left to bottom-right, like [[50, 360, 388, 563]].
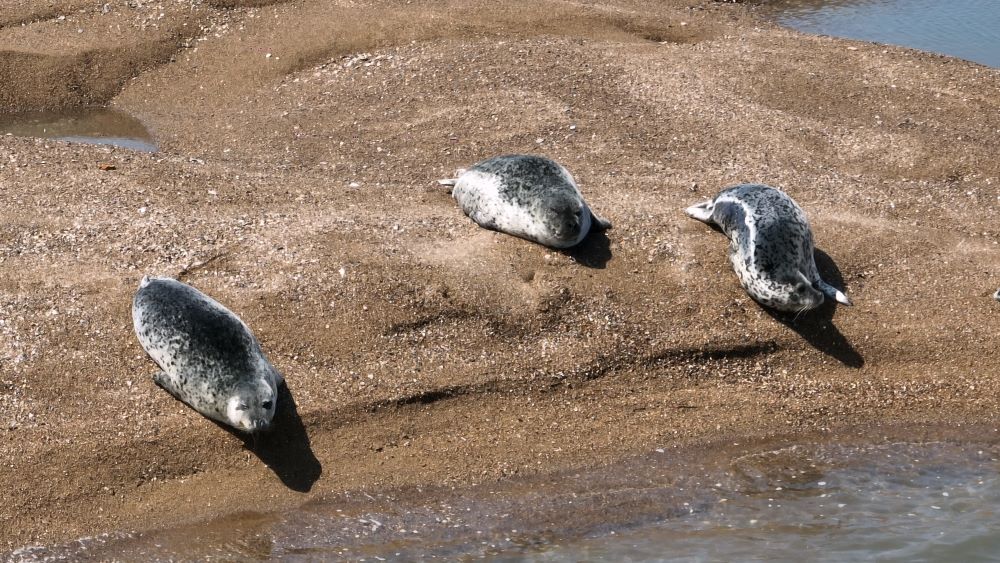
[[2, 0, 999, 552], [14, 421, 1000, 558]]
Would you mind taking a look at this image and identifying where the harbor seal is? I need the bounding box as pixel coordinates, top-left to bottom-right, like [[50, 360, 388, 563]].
[[438, 154, 611, 248], [132, 276, 282, 432], [685, 183, 851, 312]]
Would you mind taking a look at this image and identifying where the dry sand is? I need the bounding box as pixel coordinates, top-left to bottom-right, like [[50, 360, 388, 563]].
[[1, 0, 999, 551]]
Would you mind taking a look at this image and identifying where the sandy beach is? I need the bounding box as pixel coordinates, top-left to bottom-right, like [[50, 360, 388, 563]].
[[1, 0, 999, 551]]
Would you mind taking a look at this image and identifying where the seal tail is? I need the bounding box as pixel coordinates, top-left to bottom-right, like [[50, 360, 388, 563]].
[[139, 275, 152, 289], [816, 280, 852, 306], [684, 200, 715, 223], [437, 168, 467, 190], [993, 288, 1000, 302]]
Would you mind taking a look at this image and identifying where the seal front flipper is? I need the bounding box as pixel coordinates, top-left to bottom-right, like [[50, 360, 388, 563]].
[[265, 361, 284, 386], [589, 209, 612, 232], [151, 370, 185, 401]]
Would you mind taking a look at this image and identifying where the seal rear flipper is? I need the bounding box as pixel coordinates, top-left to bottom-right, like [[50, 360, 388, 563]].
[[436, 168, 467, 190], [590, 210, 612, 232], [684, 200, 715, 223], [816, 280, 852, 306], [152, 370, 190, 402]]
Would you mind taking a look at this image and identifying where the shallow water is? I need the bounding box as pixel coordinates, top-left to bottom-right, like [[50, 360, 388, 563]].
[[759, 0, 1000, 68], [522, 441, 1000, 561], [10, 438, 1000, 562], [0, 107, 156, 152]]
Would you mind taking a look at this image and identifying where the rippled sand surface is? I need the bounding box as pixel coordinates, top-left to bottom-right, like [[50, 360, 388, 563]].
[[1, 0, 998, 553]]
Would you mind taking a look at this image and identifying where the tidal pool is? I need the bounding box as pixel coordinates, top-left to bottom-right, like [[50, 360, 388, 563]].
[[0, 107, 156, 153]]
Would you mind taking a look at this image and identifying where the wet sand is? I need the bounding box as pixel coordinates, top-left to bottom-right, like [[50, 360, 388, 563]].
[[1, 0, 999, 551]]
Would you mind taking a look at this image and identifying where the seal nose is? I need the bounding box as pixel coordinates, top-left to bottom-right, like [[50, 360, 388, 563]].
[[250, 418, 271, 433]]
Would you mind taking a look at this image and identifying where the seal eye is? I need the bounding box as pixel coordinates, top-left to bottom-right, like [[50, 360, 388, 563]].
[[236, 404, 249, 411], [262, 401, 273, 410]]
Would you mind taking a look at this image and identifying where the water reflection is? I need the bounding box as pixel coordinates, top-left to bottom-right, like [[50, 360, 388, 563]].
[[0, 107, 157, 152], [757, 0, 1000, 68]]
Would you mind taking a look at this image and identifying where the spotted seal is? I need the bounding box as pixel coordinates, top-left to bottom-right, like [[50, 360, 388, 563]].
[[685, 183, 851, 312], [438, 154, 611, 248], [132, 276, 281, 432]]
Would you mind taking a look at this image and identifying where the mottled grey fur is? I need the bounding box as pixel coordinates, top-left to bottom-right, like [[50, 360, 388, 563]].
[[441, 154, 611, 248], [686, 184, 851, 312], [132, 276, 281, 432]]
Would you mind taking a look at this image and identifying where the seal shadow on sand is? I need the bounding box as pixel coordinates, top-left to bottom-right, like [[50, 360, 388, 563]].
[[560, 230, 613, 269], [760, 248, 864, 369], [209, 382, 322, 492]]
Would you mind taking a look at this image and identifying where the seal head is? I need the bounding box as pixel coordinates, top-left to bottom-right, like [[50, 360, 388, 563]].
[[440, 154, 611, 249], [685, 184, 851, 313], [132, 276, 282, 432]]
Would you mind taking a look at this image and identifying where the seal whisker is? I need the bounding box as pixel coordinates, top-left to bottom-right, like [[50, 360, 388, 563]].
[[793, 303, 809, 322]]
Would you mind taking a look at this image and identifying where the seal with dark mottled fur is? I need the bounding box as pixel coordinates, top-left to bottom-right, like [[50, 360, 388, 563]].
[[438, 154, 611, 248], [685, 183, 851, 312], [132, 276, 281, 432]]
